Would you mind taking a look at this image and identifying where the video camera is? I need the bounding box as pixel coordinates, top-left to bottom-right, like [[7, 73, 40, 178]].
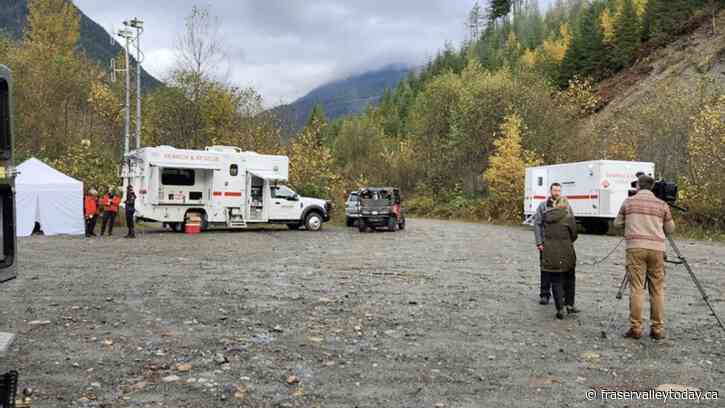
[[628, 171, 678, 205]]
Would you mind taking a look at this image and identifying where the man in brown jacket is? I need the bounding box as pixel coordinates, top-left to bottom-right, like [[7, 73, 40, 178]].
[[614, 175, 675, 340]]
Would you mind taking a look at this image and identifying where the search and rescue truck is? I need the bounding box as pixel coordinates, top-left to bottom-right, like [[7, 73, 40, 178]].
[[524, 160, 655, 234], [121, 145, 332, 232]]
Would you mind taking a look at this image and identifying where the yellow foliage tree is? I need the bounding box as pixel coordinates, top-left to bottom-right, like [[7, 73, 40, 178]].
[[556, 77, 601, 117], [483, 113, 542, 222], [683, 95, 725, 225], [541, 23, 571, 65], [287, 115, 343, 203], [25, 0, 80, 57], [51, 139, 119, 193], [601, 8, 617, 44]]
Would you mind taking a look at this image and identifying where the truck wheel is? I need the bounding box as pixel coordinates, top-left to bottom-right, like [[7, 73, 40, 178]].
[[170, 222, 183, 233], [358, 219, 367, 233], [583, 220, 609, 235], [346, 217, 354, 227], [305, 212, 323, 231], [399, 216, 406, 230]]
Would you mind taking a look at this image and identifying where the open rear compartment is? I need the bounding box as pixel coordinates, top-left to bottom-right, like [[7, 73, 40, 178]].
[[247, 174, 267, 221]]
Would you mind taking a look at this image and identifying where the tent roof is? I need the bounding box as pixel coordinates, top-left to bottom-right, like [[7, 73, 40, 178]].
[[16, 157, 82, 187]]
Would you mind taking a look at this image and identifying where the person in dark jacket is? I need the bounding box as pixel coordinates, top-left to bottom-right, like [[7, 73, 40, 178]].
[[541, 198, 578, 319], [534, 183, 572, 305], [124, 185, 137, 238]]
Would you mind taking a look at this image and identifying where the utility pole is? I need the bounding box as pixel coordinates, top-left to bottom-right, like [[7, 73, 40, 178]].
[[125, 18, 144, 150], [116, 28, 133, 156]]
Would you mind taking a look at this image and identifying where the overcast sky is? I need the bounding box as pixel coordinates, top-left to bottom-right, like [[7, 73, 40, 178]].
[[73, 1, 551, 107]]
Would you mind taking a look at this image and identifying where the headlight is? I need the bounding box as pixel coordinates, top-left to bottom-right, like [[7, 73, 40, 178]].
[[362, 210, 370, 215], [372, 211, 379, 215]]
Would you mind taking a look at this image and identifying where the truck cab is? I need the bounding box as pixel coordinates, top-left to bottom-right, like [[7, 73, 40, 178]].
[[269, 184, 331, 230]]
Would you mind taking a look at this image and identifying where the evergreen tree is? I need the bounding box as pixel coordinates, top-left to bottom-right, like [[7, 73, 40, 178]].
[[649, 0, 693, 38], [559, 2, 608, 85], [306, 104, 328, 132], [489, 0, 512, 22], [613, 0, 641, 68], [641, 0, 656, 41]]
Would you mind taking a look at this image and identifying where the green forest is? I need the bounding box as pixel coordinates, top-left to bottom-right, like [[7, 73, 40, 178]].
[[321, 0, 725, 230], [1, 0, 724, 232]]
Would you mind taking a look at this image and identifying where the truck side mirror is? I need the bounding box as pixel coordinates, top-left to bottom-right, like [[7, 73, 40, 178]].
[[289, 194, 299, 201]]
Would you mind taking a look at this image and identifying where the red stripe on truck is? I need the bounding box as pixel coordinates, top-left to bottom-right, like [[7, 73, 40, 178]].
[[567, 195, 599, 200], [531, 195, 599, 200], [212, 192, 222, 197], [224, 192, 242, 197]]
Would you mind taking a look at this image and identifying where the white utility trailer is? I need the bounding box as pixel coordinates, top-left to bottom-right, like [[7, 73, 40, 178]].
[[524, 160, 654, 234], [121, 145, 332, 231]]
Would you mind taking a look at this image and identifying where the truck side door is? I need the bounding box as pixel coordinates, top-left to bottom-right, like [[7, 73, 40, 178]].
[[269, 185, 301, 221]]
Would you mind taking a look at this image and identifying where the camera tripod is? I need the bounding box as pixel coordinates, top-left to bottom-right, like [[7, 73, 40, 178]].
[[613, 235, 725, 334]]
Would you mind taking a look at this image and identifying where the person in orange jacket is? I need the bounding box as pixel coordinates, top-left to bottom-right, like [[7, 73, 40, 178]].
[[100, 189, 122, 236], [84, 188, 99, 237]]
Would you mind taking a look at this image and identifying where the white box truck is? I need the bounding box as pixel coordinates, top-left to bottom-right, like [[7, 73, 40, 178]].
[[524, 160, 655, 234], [121, 145, 332, 231]]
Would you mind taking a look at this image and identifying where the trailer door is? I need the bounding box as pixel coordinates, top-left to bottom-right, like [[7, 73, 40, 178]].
[[220, 162, 244, 208], [529, 168, 547, 213]]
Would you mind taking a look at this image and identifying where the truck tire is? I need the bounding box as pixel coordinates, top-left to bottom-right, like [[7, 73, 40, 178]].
[[358, 219, 367, 233], [170, 222, 183, 233], [346, 217, 354, 227], [583, 220, 609, 235], [305, 212, 323, 231], [399, 216, 406, 230]]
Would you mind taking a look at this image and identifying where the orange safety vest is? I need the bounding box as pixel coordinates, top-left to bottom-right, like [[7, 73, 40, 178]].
[[84, 196, 97, 217], [109, 196, 121, 213]]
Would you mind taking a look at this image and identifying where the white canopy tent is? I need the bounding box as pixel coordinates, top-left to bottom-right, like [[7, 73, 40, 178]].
[[15, 158, 85, 237]]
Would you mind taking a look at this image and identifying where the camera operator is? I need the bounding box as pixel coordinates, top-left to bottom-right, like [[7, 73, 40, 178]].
[[614, 175, 675, 340]]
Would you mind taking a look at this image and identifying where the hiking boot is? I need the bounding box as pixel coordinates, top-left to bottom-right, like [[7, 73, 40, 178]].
[[539, 296, 550, 305], [623, 328, 643, 339], [649, 329, 665, 341], [555, 310, 564, 320], [566, 306, 580, 314]]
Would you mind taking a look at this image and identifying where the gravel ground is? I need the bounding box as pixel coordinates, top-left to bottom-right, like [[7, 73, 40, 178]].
[[1, 219, 724, 407]]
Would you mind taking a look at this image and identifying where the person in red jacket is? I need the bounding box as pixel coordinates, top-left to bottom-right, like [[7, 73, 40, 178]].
[[100, 189, 122, 236], [84, 189, 99, 237]]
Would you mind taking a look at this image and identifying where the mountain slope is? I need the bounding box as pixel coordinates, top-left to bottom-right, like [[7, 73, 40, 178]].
[[0, 0, 162, 89], [581, 9, 725, 179], [272, 64, 410, 141]]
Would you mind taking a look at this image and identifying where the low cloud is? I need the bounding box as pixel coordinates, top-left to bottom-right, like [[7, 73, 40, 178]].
[[74, 0, 551, 106]]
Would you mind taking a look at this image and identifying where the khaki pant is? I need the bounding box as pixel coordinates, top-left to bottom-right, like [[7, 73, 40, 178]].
[[626, 249, 666, 332]]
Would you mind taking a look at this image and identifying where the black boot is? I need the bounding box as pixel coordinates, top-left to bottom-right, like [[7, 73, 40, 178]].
[[566, 306, 580, 314], [539, 295, 550, 305], [556, 309, 564, 320]]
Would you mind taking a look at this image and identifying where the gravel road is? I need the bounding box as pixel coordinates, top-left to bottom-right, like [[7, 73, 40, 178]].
[[1, 219, 723, 407]]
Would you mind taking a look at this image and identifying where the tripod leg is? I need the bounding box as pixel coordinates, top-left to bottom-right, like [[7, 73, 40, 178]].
[[616, 270, 630, 300], [667, 236, 725, 334]]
